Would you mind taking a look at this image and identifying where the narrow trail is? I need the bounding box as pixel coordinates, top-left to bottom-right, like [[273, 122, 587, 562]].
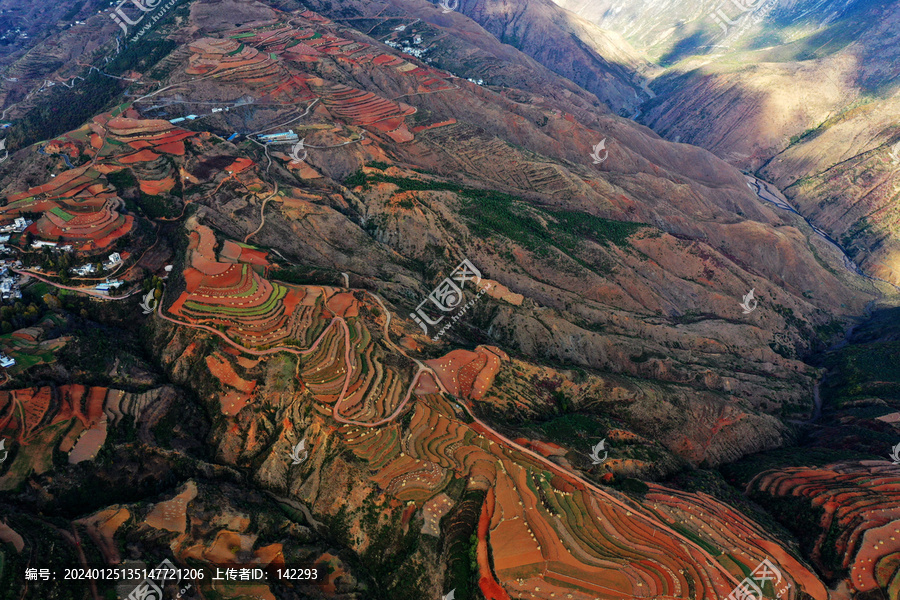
[[159, 170, 240, 222], [363, 293, 743, 591], [154, 284, 423, 428], [389, 82, 461, 102], [246, 99, 319, 137], [305, 129, 366, 149], [69, 525, 100, 600], [243, 182, 279, 243], [0, 91, 816, 594]]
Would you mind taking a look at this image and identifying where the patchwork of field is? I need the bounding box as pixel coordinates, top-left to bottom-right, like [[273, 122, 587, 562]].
[[331, 382, 834, 600], [168, 221, 329, 350], [425, 346, 506, 400], [74, 480, 283, 600], [165, 222, 425, 425], [0, 10, 864, 598], [0, 314, 68, 373], [186, 37, 316, 104], [1, 3, 892, 600], [227, 16, 456, 95]]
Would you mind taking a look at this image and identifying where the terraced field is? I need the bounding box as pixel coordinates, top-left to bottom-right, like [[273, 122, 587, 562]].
[[0, 385, 168, 491], [182, 14, 459, 144], [186, 37, 316, 104], [307, 78, 416, 143], [1, 5, 884, 599], [0, 106, 215, 257], [157, 227, 831, 599], [1, 169, 133, 252], [169, 223, 315, 348], [165, 222, 425, 425], [320, 382, 829, 600], [748, 462, 900, 598], [227, 16, 456, 95]]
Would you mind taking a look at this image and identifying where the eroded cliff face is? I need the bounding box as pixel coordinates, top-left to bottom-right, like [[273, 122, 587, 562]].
[[640, 54, 857, 168], [449, 0, 651, 115]]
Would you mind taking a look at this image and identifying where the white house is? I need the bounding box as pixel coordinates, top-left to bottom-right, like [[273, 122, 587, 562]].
[[0, 218, 30, 234], [72, 264, 96, 277], [103, 252, 122, 269]]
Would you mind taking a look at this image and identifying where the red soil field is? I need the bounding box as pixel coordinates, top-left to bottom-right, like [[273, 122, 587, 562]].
[[426, 346, 503, 399]]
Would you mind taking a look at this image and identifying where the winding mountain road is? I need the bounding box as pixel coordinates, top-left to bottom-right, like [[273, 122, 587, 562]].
[[11, 268, 140, 300], [243, 182, 279, 243]]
